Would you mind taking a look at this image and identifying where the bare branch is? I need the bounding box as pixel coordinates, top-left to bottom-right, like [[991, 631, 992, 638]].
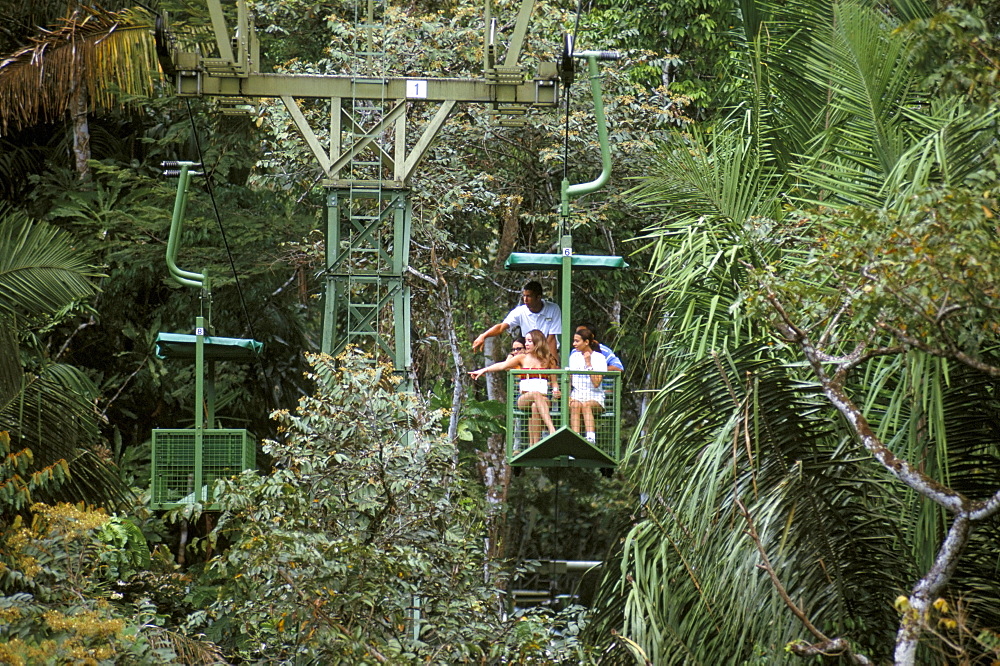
[[270, 271, 298, 297], [54, 314, 95, 362], [764, 290, 968, 511], [406, 265, 439, 287], [968, 489, 1000, 521], [880, 323, 1000, 378], [818, 294, 854, 347], [811, 348, 967, 512], [831, 342, 907, 377], [100, 352, 151, 420], [736, 498, 872, 666], [788, 638, 871, 664]]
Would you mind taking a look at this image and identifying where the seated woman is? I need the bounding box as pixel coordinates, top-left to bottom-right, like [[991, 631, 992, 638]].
[[569, 328, 607, 444], [470, 329, 559, 445], [506, 336, 526, 361]]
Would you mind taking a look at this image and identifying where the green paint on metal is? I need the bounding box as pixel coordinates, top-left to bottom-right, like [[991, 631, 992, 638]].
[[150, 167, 260, 508], [165, 162, 205, 289], [505, 368, 621, 468], [154, 332, 263, 361], [322, 188, 412, 386], [509, 428, 617, 467], [503, 50, 622, 467], [559, 53, 613, 217], [504, 252, 626, 271], [150, 429, 254, 509]]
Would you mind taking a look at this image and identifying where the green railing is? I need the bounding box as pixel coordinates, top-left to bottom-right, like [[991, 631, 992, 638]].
[[505, 368, 621, 467]]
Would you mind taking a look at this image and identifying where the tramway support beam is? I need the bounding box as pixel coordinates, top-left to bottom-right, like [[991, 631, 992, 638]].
[[176, 73, 558, 105], [323, 188, 412, 386], [168, 0, 560, 186]]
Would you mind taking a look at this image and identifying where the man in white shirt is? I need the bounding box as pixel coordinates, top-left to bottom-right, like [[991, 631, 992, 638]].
[[473, 281, 562, 356]]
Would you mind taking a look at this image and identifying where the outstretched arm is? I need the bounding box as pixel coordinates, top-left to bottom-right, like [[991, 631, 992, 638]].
[[469, 354, 520, 380], [473, 322, 510, 352]]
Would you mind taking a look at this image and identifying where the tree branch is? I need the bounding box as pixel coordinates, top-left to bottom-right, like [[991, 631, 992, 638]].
[[879, 323, 1000, 378], [761, 285, 1000, 665], [406, 265, 438, 287], [53, 314, 95, 362], [99, 352, 151, 420], [895, 513, 972, 665], [736, 498, 872, 666], [763, 287, 969, 511]]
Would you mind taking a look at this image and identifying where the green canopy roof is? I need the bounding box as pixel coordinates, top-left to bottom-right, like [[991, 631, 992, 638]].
[[155, 332, 263, 362], [504, 252, 627, 271]]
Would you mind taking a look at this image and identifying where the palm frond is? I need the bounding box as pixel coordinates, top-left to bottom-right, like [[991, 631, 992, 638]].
[[0, 210, 102, 319], [743, 0, 838, 163], [792, 1, 918, 204], [882, 102, 1000, 206], [0, 317, 19, 408], [589, 345, 910, 663], [0, 6, 160, 135], [0, 365, 129, 509], [628, 129, 785, 368], [630, 128, 782, 226]]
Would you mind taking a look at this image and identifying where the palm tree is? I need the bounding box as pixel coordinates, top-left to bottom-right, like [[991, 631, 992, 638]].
[[590, 0, 1000, 662], [0, 207, 129, 509], [0, 4, 161, 180]]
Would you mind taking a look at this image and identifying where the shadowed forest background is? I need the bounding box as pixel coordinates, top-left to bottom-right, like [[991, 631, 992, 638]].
[[1, 0, 1000, 663]]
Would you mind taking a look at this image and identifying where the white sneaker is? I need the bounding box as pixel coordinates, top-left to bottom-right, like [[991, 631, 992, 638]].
[[586, 433, 596, 444]]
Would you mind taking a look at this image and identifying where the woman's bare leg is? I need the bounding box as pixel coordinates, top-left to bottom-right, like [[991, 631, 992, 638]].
[[528, 405, 542, 444], [583, 401, 601, 434], [519, 392, 555, 441], [570, 400, 583, 432], [535, 394, 556, 435], [520, 394, 541, 444]]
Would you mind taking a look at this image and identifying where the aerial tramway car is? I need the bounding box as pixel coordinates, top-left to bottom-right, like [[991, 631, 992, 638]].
[[149, 162, 261, 510], [503, 49, 625, 470]]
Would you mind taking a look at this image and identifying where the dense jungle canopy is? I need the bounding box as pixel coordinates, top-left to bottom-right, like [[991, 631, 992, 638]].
[[1, 0, 1000, 663]]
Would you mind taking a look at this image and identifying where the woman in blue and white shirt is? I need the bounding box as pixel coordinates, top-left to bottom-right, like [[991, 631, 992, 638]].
[[569, 328, 607, 444]]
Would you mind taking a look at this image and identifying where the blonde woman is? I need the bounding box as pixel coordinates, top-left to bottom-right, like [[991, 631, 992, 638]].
[[470, 329, 559, 444]]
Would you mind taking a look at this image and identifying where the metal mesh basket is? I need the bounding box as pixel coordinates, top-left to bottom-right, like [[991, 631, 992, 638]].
[[507, 369, 621, 467], [150, 429, 255, 509]]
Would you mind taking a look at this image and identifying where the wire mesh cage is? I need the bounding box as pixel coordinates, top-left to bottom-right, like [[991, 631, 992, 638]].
[[506, 369, 621, 467], [150, 428, 255, 509]]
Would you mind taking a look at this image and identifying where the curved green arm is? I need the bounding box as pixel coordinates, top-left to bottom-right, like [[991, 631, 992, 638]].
[[560, 52, 613, 216], [165, 162, 205, 289], [558, 51, 617, 366]]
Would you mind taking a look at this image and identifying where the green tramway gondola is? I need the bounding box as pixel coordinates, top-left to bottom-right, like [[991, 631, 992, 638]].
[[502, 50, 626, 469], [149, 162, 261, 510]]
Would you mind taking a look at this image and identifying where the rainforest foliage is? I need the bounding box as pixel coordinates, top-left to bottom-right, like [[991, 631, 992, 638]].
[[0, 0, 999, 663]]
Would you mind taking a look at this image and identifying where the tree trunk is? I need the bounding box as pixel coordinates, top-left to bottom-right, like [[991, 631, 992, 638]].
[[440, 281, 465, 446], [477, 336, 511, 585], [69, 44, 91, 183]]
